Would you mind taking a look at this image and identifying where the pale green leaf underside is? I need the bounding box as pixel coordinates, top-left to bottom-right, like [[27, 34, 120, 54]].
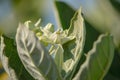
[[73, 34, 114, 80], [16, 24, 62, 80], [54, 44, 64, 73]]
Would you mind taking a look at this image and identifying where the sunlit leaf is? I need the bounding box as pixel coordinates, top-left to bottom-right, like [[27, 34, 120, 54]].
[[62, 8, 85, 79]]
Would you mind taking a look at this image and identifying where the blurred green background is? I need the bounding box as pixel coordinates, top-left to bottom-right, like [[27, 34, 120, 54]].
[[0, 0, 57, 79], [0, 0, 60, 37], [0, 0, 120, 80]]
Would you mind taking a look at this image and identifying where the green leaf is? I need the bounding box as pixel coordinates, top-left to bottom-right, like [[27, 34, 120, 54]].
[[84, 21, 100, 53], [54, 1, 75, 30], [0, 36, 34, 80], [104, 50, 120, 80], [73, 34, 114, 80], [104, 73, 120, 80], [16, 24, 62, 80], [62, 8, 85, 79], [49, 44, 64, 74]]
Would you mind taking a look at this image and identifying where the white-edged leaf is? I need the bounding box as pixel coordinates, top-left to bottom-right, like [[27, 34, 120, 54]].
[[0, 36, 17, 80], [73, 34, 114, 80], [16, 24, 62, 80], [63, 8, 86, 79], [0, 36, 35, 80]]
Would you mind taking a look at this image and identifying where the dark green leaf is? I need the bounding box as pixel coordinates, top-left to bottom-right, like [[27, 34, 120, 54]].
[[104, 50, 120, 80], [0, 36, 34, 80], [54, 1, 75, 30], [84, 21, 100, 53]]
